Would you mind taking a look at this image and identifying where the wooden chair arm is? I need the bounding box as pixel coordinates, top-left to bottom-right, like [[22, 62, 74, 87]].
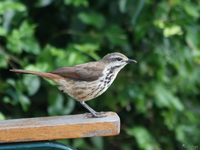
[[0, 112, 120, 143]]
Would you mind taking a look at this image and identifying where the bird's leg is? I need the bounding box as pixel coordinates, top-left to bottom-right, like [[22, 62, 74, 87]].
[[80, 101, 106, 118]]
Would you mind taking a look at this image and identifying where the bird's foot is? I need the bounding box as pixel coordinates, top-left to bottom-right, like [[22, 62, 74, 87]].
[[85, 112, 107, 118]]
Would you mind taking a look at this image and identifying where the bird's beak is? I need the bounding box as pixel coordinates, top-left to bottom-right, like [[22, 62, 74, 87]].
[[126, 59, 137, 63]]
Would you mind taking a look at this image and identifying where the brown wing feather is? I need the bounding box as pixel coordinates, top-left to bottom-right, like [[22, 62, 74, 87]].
[[49, 66, 80, 78], [49, 61, 104, 81]]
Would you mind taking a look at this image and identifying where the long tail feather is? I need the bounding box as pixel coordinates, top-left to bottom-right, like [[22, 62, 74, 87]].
[[9, 69, 61, 79]]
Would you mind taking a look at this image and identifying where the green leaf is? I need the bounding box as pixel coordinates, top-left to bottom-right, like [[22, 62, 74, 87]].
[[185, 25, 200, 51], [161, 110, 177, 130], [4, 88, 18, 105], [182, 2, 199, 18], [90, 137, 104, 150], [62, 98, 75, 115], [23, 38, 40, 55], [48, 91, 75, 116], [23, 75, 40, 96], [0, 53, 8, 68], [154, 84, 184, 111], [34, 0, 54, 7], [154, 19, 165, 29], [128, 85, 147, 114], [64, 0, 89, 7], [175, 125, 186, 142], [18, 92, 31, 111], [48, 92, 64, 115], [6, 78, 16, 87], [0, 26, 7, 36], [74, 43, 99, 53], [50, 46, 66, 58], [72, 138, 86, 148], [0, 112, 5, 120], [73, 43, 100, 60], [164, 25, 183, 37], [78, 12, 105, 28], [7, 29, 23, 54], [105, 25, 127, 45], [0, 1, 26, 15], [19, 21, 37, 37], [127, 126, 160, 150], [24, 63, 49, 72], [6, 21, 40, 55]]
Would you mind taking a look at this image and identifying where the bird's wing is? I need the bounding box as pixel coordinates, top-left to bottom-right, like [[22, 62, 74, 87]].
[[49, 62, 104, 81]]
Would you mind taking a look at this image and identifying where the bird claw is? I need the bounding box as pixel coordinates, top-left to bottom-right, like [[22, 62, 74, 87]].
[[84, 112, 107, 118]]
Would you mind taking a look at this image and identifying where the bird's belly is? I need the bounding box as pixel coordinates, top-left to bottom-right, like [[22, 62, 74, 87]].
[[53, 76, 115, 102]]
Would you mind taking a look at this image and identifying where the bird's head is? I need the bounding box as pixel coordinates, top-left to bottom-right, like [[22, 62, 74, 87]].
[[100, 52, 137, 71]]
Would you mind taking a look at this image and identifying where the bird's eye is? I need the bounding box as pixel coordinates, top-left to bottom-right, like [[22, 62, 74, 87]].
[[116, 57, 122, 61]]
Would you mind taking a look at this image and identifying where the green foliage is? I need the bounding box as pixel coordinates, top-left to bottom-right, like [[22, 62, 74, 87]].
[[78, 12, 105, 28], [127, 126, 160, 150], [0, 0, 200, 150]]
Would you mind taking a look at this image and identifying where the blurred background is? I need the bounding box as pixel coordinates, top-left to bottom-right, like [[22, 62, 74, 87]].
[[0, 0, 200, 150]]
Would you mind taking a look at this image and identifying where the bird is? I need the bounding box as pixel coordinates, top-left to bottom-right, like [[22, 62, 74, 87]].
[[10, 52, 137, 118]]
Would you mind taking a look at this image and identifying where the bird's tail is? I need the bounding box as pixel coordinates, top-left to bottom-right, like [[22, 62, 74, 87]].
[[9, 69, 61, 79]]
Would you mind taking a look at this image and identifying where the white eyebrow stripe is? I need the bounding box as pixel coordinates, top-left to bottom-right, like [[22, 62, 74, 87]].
[[109, 55, 121, 59]]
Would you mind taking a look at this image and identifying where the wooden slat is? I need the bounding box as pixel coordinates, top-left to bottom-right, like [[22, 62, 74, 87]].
[[0, 112, 120, 143]]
